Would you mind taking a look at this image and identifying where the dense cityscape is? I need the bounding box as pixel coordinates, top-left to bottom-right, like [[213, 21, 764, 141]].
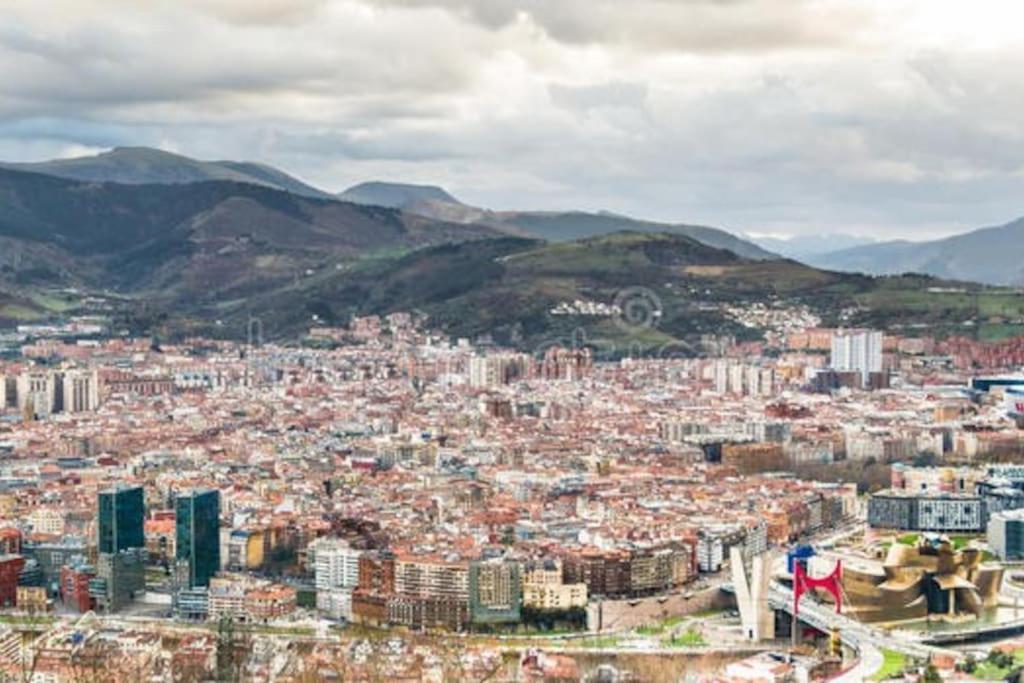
[[5, 1, 1024, 681], [0, 306, 1020, 681]]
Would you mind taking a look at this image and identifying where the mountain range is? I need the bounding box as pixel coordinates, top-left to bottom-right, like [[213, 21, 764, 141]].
[[0, 165, 497, 318], [4, 147, 775, 259], [747, 233, 878, 260], [341, 176, 777, 260], [806, 217, 1024, 286], [1, 146, 1022, 346]]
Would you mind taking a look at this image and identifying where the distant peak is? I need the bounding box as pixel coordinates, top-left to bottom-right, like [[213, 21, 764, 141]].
[[338, 181, 462, 209], [2, 145, 332, 198], [103, 146, 185, 158]]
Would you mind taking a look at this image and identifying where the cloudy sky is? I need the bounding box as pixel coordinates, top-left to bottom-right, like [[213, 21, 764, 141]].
[[2, 0, 1024, 239]]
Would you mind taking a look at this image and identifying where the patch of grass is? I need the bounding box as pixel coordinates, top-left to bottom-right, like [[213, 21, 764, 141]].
[[571, 636, 621, 649], [0, 303, 42, 321], [29, 290, 80, 313], [870, 648, 907, 681], [635, 615, 688, 636], [0, 614, 57, 626], [979, 323, 1024, 342], [511, 626, 577, 636], [947, 535, 983, 550], [972, 651, 1024, 681], [663, 628, 705, 648], [896, 533, 919, 546]]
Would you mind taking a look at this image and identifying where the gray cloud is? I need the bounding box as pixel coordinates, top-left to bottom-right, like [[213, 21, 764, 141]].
[[1, 0, 1023, 239], [374, 0, 875, 53]]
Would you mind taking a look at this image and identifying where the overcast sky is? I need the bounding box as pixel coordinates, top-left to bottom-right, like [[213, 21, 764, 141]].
[[2, 0, 1024, 239]]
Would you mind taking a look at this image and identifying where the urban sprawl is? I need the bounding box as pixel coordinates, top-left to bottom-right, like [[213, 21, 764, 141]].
[[1, 312, 1024, 681]]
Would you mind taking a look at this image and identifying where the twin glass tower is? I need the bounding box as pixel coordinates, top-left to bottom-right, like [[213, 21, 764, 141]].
[[175, 489, 221, 588], [99, 485, 220, 589]]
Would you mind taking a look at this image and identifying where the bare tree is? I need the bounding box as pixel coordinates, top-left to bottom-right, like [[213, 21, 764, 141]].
[[69, 637, 117, 683]]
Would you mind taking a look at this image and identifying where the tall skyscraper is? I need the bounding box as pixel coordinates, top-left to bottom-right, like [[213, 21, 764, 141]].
[[176, 489, 220, 588], [97, 485, 145, 555], [830, 329, 883, 384]]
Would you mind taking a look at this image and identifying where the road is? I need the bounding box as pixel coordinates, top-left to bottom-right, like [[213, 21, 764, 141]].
[[767, 583, 959, 677], [758, 520, 961, 679]]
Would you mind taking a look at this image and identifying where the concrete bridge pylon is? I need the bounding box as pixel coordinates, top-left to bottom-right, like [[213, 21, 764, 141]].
[[730, 546, 775, 641]]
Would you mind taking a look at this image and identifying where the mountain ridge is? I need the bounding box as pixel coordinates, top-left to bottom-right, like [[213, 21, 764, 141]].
[[809, 216, 1024, 285], [7, 147, 777, 260], [0, 167, 499, 301], [0, 146, 333, 199], [749, 233, 878, 259], [338, 181, 462, 209], [338, 181, 777, 260]]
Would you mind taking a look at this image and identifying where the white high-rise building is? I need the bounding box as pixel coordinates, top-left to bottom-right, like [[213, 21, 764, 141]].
[[311, 538, 362, 590], [745, 366, 761, 397], [713, 360, 729, 394], [62, 369, 100, 413], [830, 329, 883, 384], [728, 364, 746, 395], [310, 538, 362, 620], [16, 371, 56, 418], [468, 356, 493, 389]]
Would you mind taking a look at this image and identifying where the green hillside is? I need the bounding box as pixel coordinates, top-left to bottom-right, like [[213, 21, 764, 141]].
[[1, 161, 1021, 350], [170, 231, 1024, 353]]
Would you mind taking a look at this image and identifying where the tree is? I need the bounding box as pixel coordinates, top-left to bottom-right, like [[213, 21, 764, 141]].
[[215, 616, 250, 683], [69, 638, 116, 683], [920, 663, 942, 683]]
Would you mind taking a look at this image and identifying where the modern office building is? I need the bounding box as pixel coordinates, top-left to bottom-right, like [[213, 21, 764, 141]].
[[830, 329, 883, 384], [469, 559, 521, 625], [176, 489, 221, 588], [24, 536, 88, 596], [95, 485, 147, 612], [988, 508, 1024, 560], [98, 485, 145, 555], [868, 490, 986, 532], [90, 548, 147, 612], [173, 587, 210, 620]]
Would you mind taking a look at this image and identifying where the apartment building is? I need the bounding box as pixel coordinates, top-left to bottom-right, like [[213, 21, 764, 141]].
[[208, 577, 296, 624], [310, 538, 362, 620]]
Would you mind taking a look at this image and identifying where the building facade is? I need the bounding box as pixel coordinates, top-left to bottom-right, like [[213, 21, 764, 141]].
[[988, 509, 1024, 561], [176, 489, 221, 588], [98, 485, 145, 555], [868, 491, 986, 533], [830, 329, 883, 384]]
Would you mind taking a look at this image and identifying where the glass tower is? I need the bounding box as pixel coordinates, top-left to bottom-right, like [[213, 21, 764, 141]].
[[175, 489, 220, 588], [97, 485, 145, 554]]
